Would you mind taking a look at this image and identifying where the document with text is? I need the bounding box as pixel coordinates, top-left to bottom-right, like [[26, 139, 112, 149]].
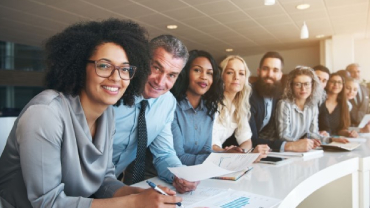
[[168, 153, 259, 182]]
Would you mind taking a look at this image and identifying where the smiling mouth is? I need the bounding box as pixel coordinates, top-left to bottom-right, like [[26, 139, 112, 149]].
[[149, 82, 163, 91], [198, 82, 208, 88], [102, 86, 119, 92]]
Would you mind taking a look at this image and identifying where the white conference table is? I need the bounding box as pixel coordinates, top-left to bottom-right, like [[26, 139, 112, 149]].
[[136, 138, 370, 208]]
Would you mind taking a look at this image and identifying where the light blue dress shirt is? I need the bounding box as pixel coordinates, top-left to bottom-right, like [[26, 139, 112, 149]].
[[261, 97, 273, 130], [172, 98, 213, 166], [113, 92, 182, 183]]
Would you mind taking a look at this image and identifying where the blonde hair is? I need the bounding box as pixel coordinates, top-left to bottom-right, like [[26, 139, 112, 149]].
[[218, 55, 251, 129]]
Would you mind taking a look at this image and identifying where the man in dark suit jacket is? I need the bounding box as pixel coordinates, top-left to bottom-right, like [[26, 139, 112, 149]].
[[250, 52, 318, 152], [346, 63, 370, 126], [313, 65, 331, 134]]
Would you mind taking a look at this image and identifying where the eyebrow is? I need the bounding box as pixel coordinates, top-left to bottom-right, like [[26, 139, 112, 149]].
[[100, 58, 129, 65], [152, 60, 163, 69], [193, 64, 213, 71]]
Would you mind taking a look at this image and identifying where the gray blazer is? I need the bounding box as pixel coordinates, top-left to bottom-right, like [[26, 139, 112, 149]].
[[350, 84, 370, 126], [0, 90, 124, 208]]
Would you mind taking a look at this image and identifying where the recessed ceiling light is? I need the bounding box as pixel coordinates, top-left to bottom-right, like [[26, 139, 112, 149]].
[[264, 0, 275, 6], [166, 25, 178, 30], [226, 49, 233, 52], [316, 34, 325, 38], [296, 4, 310, 10]]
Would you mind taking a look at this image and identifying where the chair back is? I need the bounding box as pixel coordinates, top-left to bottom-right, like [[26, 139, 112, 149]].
[[0, 117, 17, 156]]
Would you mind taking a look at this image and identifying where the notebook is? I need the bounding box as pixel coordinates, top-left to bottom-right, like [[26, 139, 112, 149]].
[[211, 167, 253, 181], [321, 142, 361, 151]]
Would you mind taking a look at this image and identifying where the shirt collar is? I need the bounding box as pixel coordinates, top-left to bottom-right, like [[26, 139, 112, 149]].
[[179, 97, 205, 112], [135, 95, 156, 110]]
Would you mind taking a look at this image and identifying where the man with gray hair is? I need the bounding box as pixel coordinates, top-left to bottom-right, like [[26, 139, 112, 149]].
[[113, 35, 199, 193], [346, 63, 370, 126]]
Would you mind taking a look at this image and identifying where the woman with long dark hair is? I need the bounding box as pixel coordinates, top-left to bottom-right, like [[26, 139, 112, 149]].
[[171, 50, 223, 165]]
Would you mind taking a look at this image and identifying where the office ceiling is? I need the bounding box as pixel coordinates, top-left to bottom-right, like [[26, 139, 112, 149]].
[[0, 0, 369, 60]]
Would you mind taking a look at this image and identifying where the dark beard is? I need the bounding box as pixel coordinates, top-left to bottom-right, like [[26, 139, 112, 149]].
[[255, 77, 282, 98]]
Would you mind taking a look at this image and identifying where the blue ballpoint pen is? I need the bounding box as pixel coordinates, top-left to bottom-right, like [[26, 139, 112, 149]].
[[146, 180, 183, 207]]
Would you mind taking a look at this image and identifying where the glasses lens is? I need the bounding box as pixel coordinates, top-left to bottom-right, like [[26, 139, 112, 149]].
[[94, 60, 136, 80], [95, 61, 113, 77], [118, 66, 136, 80]]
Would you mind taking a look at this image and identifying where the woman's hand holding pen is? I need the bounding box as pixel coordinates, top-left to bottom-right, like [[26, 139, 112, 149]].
[[347, 130, 359, 138], [135, 185, 182, 208]]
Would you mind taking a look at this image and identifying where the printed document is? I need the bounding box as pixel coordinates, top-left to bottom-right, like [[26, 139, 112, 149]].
[[168, 153, 259, 181]]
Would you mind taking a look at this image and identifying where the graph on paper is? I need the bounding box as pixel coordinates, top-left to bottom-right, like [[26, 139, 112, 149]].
[[221, 196, 250, 208], [188, 189, 281, 208]]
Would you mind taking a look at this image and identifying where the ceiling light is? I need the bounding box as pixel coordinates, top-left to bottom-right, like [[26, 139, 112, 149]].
[[300, 21, 309, 39], [166, 25, 178, 30], [296, 4, 310, 10], [264, 0, 275, 5], [226, 49, 233, 52], [316, 34, 325, 38]]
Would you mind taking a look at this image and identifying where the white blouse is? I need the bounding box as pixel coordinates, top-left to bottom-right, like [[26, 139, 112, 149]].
[[212, 104, 252, 148]]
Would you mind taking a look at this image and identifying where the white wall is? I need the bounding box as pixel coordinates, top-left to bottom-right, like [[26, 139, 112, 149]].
[[320, 36, 370, 82], [354, 39, 370, 82], [242, 45, 320, 76]]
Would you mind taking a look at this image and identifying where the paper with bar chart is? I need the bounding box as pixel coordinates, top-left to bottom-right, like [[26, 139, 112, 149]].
[[189, 189, 281, 208]]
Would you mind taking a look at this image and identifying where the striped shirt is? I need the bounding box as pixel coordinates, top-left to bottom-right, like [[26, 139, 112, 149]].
[[275, 99, 319, 141]]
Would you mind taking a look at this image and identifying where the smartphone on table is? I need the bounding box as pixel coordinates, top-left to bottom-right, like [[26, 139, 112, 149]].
[[259, 156, 289, 165]]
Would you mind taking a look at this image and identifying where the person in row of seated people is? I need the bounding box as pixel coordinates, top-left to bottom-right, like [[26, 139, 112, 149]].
[[275, 66, 323, 150], [314, 66, 369, 136], [324, 73, 357, 137], [211, 56, 270, 158], [0, 19, 181, 208], [313, 65, 331, 135], [250, 53, 326, 152], [170, 50, 224, 165], [345, 76, 359, 111], [249, 52, 284, 152], [344, 76, 370, 133], [346, 63, 370, 126], [112, 34, 200, 193]]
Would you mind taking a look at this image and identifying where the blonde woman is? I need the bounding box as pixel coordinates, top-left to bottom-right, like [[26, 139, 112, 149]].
[[345, 77, 370, 133], [212, 55, 269, 158]]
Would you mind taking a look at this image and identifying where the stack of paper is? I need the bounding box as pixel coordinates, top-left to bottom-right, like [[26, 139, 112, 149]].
[[133, 178, 281, 208], [168, 153, 259, 182]]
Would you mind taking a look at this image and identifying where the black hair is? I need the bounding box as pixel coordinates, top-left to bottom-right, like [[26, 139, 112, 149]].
[[171, 50, 223, 118], [313, 64, 330, 75], [259, 51, 284, 68], [44, 18, 150, 106]]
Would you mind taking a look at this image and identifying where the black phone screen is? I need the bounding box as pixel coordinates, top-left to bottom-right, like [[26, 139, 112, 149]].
[[260, 156, 286, 162]]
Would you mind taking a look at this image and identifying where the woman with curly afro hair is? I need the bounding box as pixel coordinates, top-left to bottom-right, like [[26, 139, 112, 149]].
[[0, 19, 181, 208]]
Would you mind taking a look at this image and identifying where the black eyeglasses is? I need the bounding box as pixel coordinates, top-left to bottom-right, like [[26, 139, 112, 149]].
[[293, 82, 312, 89], [87, 59, 136, 80]]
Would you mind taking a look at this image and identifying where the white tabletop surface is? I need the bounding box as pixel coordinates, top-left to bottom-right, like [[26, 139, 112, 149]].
[[135, 137, 370, 207]]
